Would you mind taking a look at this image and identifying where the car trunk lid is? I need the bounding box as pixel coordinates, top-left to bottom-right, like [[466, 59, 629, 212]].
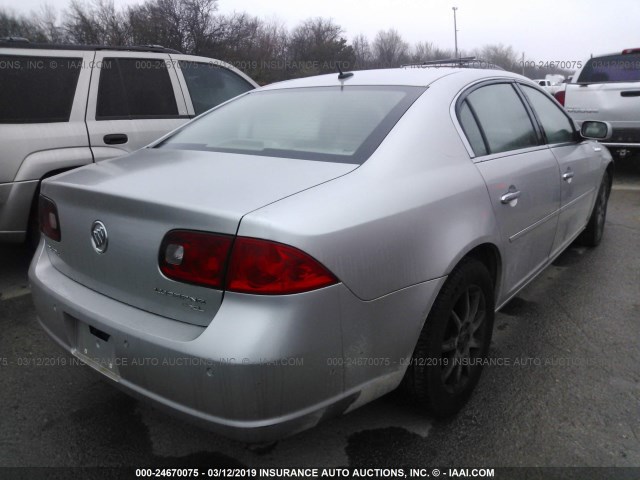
[[41, 148, 356, 326]]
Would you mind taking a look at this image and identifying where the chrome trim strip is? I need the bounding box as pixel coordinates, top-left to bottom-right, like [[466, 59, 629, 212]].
[[509, 209, 559, 243]]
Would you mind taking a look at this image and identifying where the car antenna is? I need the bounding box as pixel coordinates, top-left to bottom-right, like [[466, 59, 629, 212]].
[[337, 64, 353, 80]]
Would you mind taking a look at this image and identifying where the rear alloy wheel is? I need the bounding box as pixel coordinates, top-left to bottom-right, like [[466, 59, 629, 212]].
[[403, 258, 495, 417], [578, 171, 611, 247]]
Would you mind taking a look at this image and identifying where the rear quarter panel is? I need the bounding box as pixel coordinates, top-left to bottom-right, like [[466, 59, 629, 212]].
[[0, 49, 94, 184], [238, 78, 501, 302]]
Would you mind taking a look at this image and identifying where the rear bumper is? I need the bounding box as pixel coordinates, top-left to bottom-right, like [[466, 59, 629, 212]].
[[0, 180, 39, 243], [29, 241, 442, 442], [601, 143, 640, 150], [604, 127, 640, 149]]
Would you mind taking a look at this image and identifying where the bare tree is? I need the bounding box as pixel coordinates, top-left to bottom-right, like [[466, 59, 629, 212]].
[[128, 0, 186, 51], [95, 0, 129, 45], [64, 0, 128, 45], [410, 41, 435, 63], [372, 28, 409, 68], [181, 0, 218, 54], [126, 0, 218, 52], [0, 9, 49, 41], [473, 43, 518, 70], [209, 12, 260, 58], [2, 2, 561, 81], [64, 1, 101, 44], [246, 17, 289, 83], [287, 17, 354, 77], [352, 33, 372, 69], [257, 17, 288, 61], [35, 4, 68, 43]]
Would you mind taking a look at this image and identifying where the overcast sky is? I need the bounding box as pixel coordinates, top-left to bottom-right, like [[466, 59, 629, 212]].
[[2, 0, 638, 63]]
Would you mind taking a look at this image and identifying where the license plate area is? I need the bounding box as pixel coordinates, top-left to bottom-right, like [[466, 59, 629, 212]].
[[70, 316, 121, 381]]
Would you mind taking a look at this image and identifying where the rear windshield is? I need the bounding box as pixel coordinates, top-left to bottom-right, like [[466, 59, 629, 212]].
[[157, 86, 425, 164], [577, 53, 640, 83]]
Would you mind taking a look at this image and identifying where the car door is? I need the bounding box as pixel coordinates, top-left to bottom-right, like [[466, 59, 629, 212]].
[[518, 83, 603, 256], [169, 54, 257, 117], [457, 81, 561, 301], [85, 51, 190, 162]]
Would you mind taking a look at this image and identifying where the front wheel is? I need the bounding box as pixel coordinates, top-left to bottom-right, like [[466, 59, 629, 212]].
[[578, 171, 611, 247], [403, 258, 495, 417]]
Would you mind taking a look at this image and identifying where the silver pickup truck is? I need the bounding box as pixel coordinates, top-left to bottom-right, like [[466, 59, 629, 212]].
[[558, 48, 640, 159]]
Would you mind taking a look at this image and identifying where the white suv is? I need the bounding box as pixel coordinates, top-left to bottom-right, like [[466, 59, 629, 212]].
[[558, 48, 640, 159], [0, 39, 257, 244]]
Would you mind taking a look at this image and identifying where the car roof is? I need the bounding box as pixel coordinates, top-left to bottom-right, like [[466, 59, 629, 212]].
[[0, 39, 181, 54], [260, 67, 527, 90]]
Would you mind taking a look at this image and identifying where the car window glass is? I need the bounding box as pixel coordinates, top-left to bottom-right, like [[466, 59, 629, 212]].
[[97, 58, 178, 118], [458, 100, 487, 156], [0, 55, 82, 123], [466, 83, 538, 154], [96, 58, 126, 118], [179, 61, 254, 115], [577, 53, 640, 83], [521, 85, 574, 144], [158, 86, 425, 164]]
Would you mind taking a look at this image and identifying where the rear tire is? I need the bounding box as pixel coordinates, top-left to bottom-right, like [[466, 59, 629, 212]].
[[578, 171, 611, 247], [403, 258, 495, 417]]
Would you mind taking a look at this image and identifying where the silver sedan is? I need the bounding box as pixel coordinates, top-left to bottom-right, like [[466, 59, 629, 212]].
[[30, 67, 613, 442]]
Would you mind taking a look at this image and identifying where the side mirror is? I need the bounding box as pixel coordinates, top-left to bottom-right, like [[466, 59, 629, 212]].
[[580, 121, 612, 141]]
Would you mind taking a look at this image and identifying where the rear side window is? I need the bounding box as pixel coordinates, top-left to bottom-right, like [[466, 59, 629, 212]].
[[97, 58, 179, 119], [0, 55, 81, 123], [458, 100, 488, 156], [465, 83, 538, 154], [179, 61, 254, 115], [577, 53, 640, 83], [520, 85, 574, 144]]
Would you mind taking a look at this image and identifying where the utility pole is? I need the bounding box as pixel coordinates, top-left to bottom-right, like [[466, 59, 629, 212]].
[[452, 7, 458, 59], [522, 52, 525, 75]]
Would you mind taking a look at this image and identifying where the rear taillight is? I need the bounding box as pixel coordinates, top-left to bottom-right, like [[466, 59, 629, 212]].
[[39, 195, 61, 242], [159, 231, 233, 288], [227, 237, 338, 295], [554, 90, 565, 106], [159, 231, 339, 295]]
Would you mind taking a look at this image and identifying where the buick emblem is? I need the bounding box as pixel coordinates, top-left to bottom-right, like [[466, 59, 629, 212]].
[[91, 221, 108, 254]]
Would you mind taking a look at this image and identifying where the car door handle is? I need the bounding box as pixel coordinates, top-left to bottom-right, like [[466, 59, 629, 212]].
[[562, 171, 575, 182], [500, 189, 521, 204], [620, 90, 640, 97], [103, 134, 128, 145]]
